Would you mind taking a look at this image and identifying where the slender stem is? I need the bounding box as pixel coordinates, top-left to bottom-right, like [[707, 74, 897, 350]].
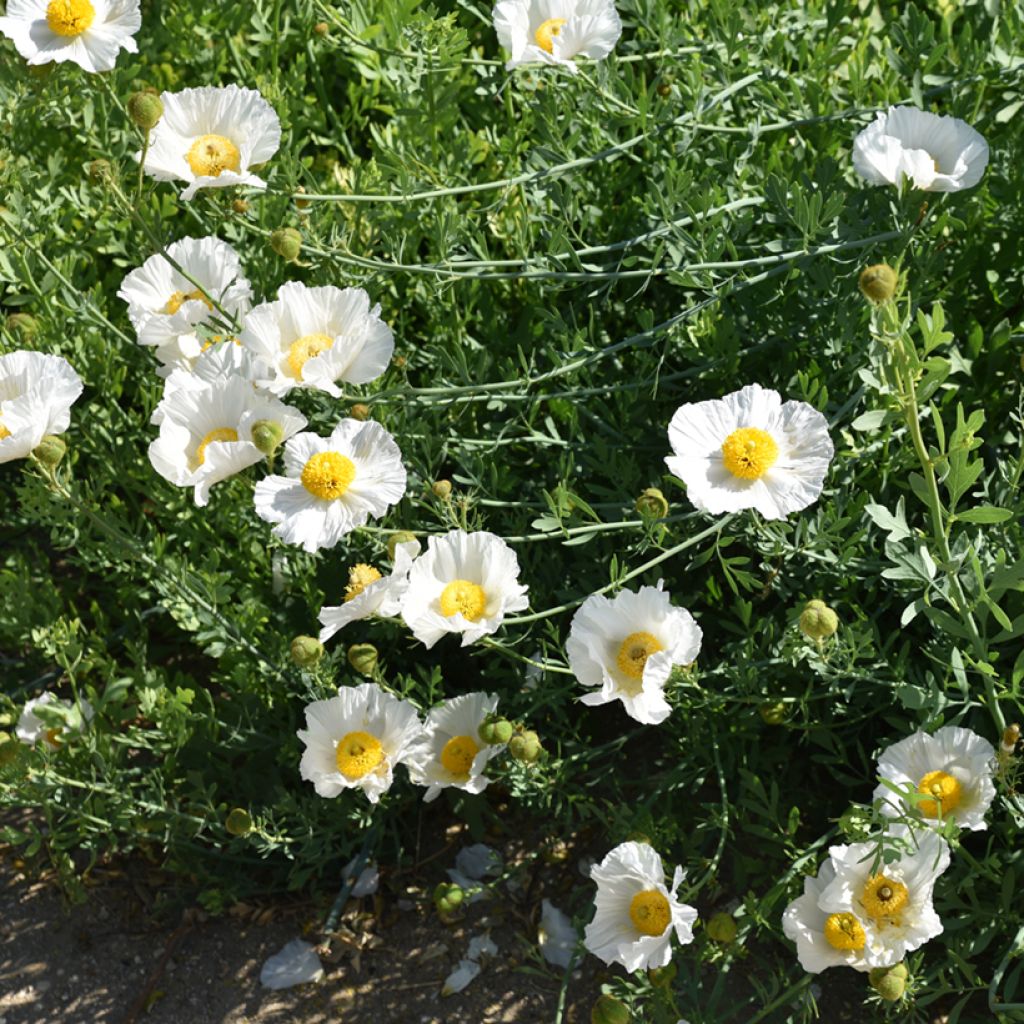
[[137, 129, 149, 200]]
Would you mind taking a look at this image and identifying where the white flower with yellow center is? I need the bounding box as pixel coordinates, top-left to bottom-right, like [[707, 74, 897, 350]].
[[117, 236, 253, 377], [16, 692, 94, 749], [240, 281, 395, 398], [584, 841, 697, 972], [566, 581, 701, 725], [0, 0, 140, 73], [140, 85, 281, 201], [253, 419, 407, 554], [0, 350, 83, 464], [318, 539, 421, 644], [665, 383, 834, 520], [297, 682, 422, 804], [400, 530, 529, 649], [148, 376, 306, 506], [492, 0, 622, 74], [873, 725, 996, 832], [853, 106, 989, 193], [406, 692, 504, 802]]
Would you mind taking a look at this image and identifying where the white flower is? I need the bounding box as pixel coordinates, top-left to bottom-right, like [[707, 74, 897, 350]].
[[16, 691, 94, 748], [407, 692, 504, 802], [873, 725, 996, 832], [0, 0, 140, 73], [148, 376, 306, 506], [665, 383, 834, 520], [0, 350, 83, 463], [152, 342, 271, 423], [297, 681, 422, 804], [584, 841, 697, 972], [117, 236, 252, 377], [493, 0, 622, 74], [539, 899, 578, 968], [818, 828, 950, 966], [400, 530, 529, 648], [254, 420, 407, 554], [318, 539, 421, 644], [852, 106, 989, 193], [240, 281, 395, 398], [566, 581, 701, 725], [141, 85, 281, 201]]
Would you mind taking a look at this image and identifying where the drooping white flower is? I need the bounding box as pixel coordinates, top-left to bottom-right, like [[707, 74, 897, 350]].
[[16, 691, 94, 748], [254, 419, 407, 554], [318, 539, 421, 644], [0, 0, 140, 73], [407, 692, 504, 802], [493, 0, 622, 74], [148, 376, 306, 506], [240, 281, 394, 398], [117, 236, 253, 377], [665, 383, 834, 520], [584, 841, 697, 972], [852, 106, 989, 193], [566, 581, 701, 725], [400, 530, 529, 649], [297, 681, 422, 804], [141, 85, 281, 201], [0, 350, 83, 464], [873, 726, 996, 832]]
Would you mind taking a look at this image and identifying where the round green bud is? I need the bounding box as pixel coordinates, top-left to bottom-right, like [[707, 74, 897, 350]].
[[869, 963, 908, 1001], [706, 911, 738, 943], [88, 159, 114, 184], [313, 21, 329, 36], [431, 479, 453, 500], [635, 487, 669, 519], [433, 882, 464, 916], [5, 312, 39, 341], [508, 729, 543, 764], [251, 419, 285, 457], [290, 635, 324, 669], [647, 962, 676, 988], [386, 531, 418, 560], [33, 434, 67, 468], [270, 227, 302, 262], [127, 90, 164, 131], [759, 701, 787, 725], [478, 716, 514, 746], [225, 808, 253, 837], [232, 198, 250, 215], [349, 403, 371, 421], [347, 643, 378, 676], [858, 263, 898, 304], [799, 599, 839, 640], [591, 995, 631, 1024]]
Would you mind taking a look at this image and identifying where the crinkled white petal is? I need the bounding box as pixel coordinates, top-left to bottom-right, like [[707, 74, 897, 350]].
[[539, 900, 578, 968], [493, 0, 622, 72], [259, 939, 323, 990], [0, 351, 83, 462]]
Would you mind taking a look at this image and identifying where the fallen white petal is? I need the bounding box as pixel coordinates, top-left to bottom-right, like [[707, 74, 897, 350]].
[[538, 899, 577, 968], [259, 939, 324, 989], [467, 933, 498, 960], [344, 856, 380, 898], [455, 843, 502, 880], [441, 959, 481, 996]]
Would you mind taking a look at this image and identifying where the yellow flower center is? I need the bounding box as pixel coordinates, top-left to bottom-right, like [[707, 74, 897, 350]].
[[823, 912, 866, 950], [43, 727, 63, 747], [195, 427, 238, 466], [345, 563, 383, 602], [45, 0, 95, 37], [286, 333, 334, 380], [629, 890, 671, 936], [335, 730, 384, 780], [0, 422, 10, 441], [720, 427, 779, 480], [615, 631, 663, 689], [300, 452, 357, 501], [861, 875, 910, 921], [439, 580, 487, 621], [917, 769, 962, 817], [440, 735, 479, 778], [164, 289, 212, 316], [186, 134, 242, 178], [534, 17, 567, 53]]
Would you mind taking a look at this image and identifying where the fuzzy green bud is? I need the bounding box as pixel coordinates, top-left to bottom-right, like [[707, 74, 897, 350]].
[[33, 434, 66, 468], [88, 159, 115, 184], [431, 479, 453, 500], [591, 995, 631, 1024], [759, 701, 787, 725], [858, 263, 898, 304], [433, 882, 464, 916], [635, 487, 669, 519], [232, 198, 250, 215], [5, 312, 39, 341], [706, 912, 738, 943], [799, 599, 839, 640], [478, 716, 514, 746], [313, 21, 329, 36], [290, 635, 324, 668], [350, 403, 371, 421], [386, 531, 418, 560], [347, 642, 378, 676], [251, 419, 285, 457], [869, 963, 908, 1001], [508, 729, 543, 764], [127, 90, 164, 131], [225, 808, 253, 837], [270, 227, 302, 262]]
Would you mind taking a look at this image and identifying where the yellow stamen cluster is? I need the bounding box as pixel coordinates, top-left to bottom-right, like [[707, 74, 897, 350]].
[[195, 427, 238, 466], [615, 631, 663, 688], [860, 875, 909, 921], [440, 735, 480, 778], [916, 769, 962, 817], [823, 912, 866, 950], [186, 134, 241, 178], [286, 333, 334, 380], [301, 452, 356, 501], [439, 580, 487, 621], [721, 427, 779, 480], [0, 422, 10, 441], [46, 0, 95, 37], [335, 730, 384, 780], [164, 289, 212, 316], [534, 17, 566, 53], [629, 890, 671, 936], [345, 564, 383, 602]]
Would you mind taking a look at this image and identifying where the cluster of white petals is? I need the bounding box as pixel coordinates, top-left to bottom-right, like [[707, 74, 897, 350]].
[[492, 0, 622, 73], [0, 350, 83, 464], [16, 691, 94, 748]]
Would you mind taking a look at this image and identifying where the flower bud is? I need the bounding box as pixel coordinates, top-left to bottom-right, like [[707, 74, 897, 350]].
[[508, 729, 543, 764], [5, 312, 39, 341], [88, 159, 115, 184], [758, 701, 787, 725], [33, 434, 66, 468], [290, 635, 324, 668], [869, 963, 908, 1001], [232, 198, 250, 214], [858, 263, 898, 304], [1001, 723, 1020, 755], [635, 487, 669, 519], [433, 882, 464, 916], [799, 599, 839, 640], [478, 716, 514, 746], [225, 808, 252, 837], [126, 90, 164, 131], [647, 962, 676, 988], [386, 531, 418, 560], [295, 186, 311, 211], [706, 911, 738, 943], [270, 227, 302, 262], [251, 419, 285, 457], [347, 643, 378, 676], [313, 20, 329, 36], [350, 403, 371, 421], [591, 995, 631, 1024], [431, 479, 453, 500]]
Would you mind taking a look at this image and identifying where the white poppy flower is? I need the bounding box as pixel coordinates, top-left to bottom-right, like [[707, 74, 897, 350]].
[[253, 419, 407, 554], [140, 85, 281, 201], [665, 383, 834, 520], [297, 681, 422, 804], [0, 350, 83, 464], [0, 0, 140, 73], [318, 539, 421, 644], [407, 692, 504, 802], [584, 841, 697, 972], [16, 691, 94, 748], [400, 530, 529, 649], [240, 281, 395, 398], [566, 581, 701, 725], [117, 236, 252, 377], [873, 725, 996, 832], [493, 0, 622, 74], [818, 828, 950, 965], [852, 106, 989, 193]]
